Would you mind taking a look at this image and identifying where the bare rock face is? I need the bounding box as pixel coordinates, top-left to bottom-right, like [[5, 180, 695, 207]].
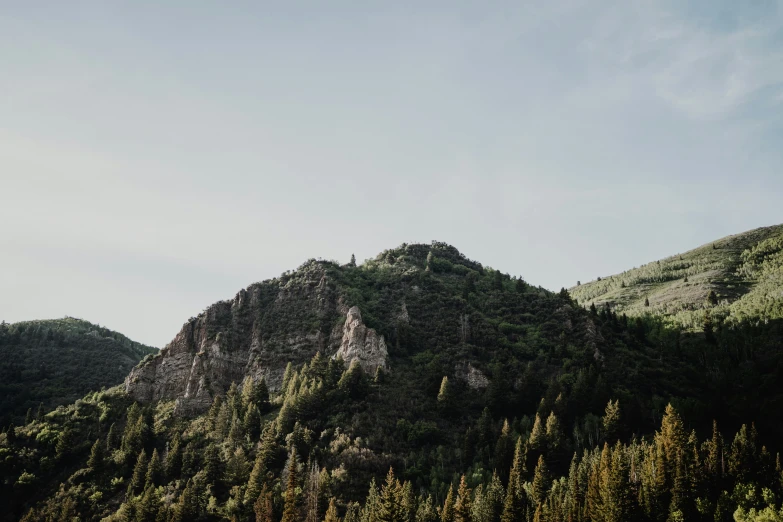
[[125, 263, 341, 415], [455, 362, 489, 390], [333, 306, 388, 374]]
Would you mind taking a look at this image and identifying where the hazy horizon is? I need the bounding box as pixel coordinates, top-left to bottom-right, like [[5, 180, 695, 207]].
[[3, 1, 782, 346]]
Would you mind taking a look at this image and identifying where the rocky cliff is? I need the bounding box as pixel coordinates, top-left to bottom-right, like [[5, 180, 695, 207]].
[[125, 262, 390, 415]]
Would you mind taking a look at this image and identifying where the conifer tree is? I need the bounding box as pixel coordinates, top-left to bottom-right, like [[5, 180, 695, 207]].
[[454, 475, 471, 522], [55, 426, 75, 461], [378, 467, 403, 522], [87, 438, 105, 471], [253, 483, 275, 522], [244, 403, 262, 440], [204, 444, 222, 486], [441, 484, 455, 522], [282, 448, 300, 522], [324, 498, 340, 522], [602, 399, 622, 444], [130, 449, 149, 495], [137, 486, 160, 522], [531, 455, 550, 506], [246, 453, 268, 506], [501, 438, 527, 522], [494, 420, 513, 480], [225, 447, 251, 487], [437, 376, 451, 404], [416, 495, 438, 522], [363, 478, 381, 522], [145, 448, 163, 489], [166, 433, 183, 480]]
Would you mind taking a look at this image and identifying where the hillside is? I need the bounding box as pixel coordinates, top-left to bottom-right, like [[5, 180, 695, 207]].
[[0, 317, 157, 427], [570, 224, 783, 330], [1, 239, 782, 522]]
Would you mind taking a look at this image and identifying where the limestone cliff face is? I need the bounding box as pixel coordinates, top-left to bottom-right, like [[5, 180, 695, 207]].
[[125, 263, 388, 414], [333, 306, 389, 374]]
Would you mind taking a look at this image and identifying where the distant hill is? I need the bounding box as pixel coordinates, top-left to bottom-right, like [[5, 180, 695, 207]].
[[570, 224, 783, 330], [0, 317, 157, 426]]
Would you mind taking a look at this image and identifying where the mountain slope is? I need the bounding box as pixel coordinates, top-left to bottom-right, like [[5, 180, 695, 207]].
[[2, 238, 783, 521], [0, 317, 157, 426], [570, 224, 783, 330]]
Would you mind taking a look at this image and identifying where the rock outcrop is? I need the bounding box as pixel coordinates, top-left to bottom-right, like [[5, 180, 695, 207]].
[[333, 306, 388, 374], [125, 262, 391, 415], [125, 263, 343, 414]]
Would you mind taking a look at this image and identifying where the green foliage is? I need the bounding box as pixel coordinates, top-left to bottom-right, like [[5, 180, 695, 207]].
[[0, 317, 156, 427]]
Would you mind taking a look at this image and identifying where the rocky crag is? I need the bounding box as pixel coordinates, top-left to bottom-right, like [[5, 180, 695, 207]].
[[125, 263, 389, 415]]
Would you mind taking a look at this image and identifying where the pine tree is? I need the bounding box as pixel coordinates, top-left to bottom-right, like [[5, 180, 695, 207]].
[[454, 475, 471, 522], [644, 297, 650, 307], [437, 376, 451, 404], [36, 402, 44, 421], [244, 403, 262, 440], [137, 486, 161, 522], [145, 448, 163, 489], [441, 484, 455, 522], [282, 448, 300, 522], [707, 290, 718, 306], [55, 426, 75, 460], [253, 483, 275, 522], [130, 449, 149, 496], [225, 447, 251, 487], [106, 422, 119, 451], [204, 444, 222, 486], [531, 455, 550, 506], [414, 495, 436, 522], [350, 254, 357, 267], [258, 422, 280, 470], [494, 420, 513, 480], [602, 399, 622, 444], [24, 408, 33, 425], [378, 467, 403, 522], [324, 498, 340, 522], [166, 433, 183, 480], [87, 438, 105, 471], [501, 438, 526, 522], [246, 452, 268, 506]]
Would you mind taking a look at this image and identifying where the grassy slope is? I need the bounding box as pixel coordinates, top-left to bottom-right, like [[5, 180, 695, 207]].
[[0, 317, 157, 426], [569, 224, 783, 330]]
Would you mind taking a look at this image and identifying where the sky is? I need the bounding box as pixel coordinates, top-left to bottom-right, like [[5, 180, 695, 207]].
[[1, 1, 782, 347]]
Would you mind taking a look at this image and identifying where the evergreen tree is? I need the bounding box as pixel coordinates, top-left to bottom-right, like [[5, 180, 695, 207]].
[[378, 467, 403, 522], [441, 484, 455, 522], [244, 403, 262, 440], [437, 376, 451, 405], [454, 475, 471, 522], [324, 498, 340, 522], [55, 426, 75, 461], [602, 399, 622, 444], [165, 433, 183, 480], [282, 448, 300, 522], [253, 483, 275, 522], [87, 438, 105, 471], [246, 452, 268, 506], [416, 495, 438, 522], [130, 449, 149, 496], [145, 448, 163, 489], [350, 254, 357, 267], [531, 455, 550, 506]]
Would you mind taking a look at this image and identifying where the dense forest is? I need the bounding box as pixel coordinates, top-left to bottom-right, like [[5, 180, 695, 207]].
[[0, 317, 157, 427], [1, 228, 782, 521]]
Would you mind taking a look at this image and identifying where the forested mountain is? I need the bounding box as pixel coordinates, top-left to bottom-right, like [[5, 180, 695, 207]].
[[0, 317, 157, 427], [1, 236, 782, 522]]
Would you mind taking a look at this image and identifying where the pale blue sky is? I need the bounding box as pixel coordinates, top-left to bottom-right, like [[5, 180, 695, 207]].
[[2, 1, 782, 347]]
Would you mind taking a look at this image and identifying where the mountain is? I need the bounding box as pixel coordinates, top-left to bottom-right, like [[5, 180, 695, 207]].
[[0, 317, 157, 427], [570, 224, 783, 330], [2, 237, 783, 522]]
